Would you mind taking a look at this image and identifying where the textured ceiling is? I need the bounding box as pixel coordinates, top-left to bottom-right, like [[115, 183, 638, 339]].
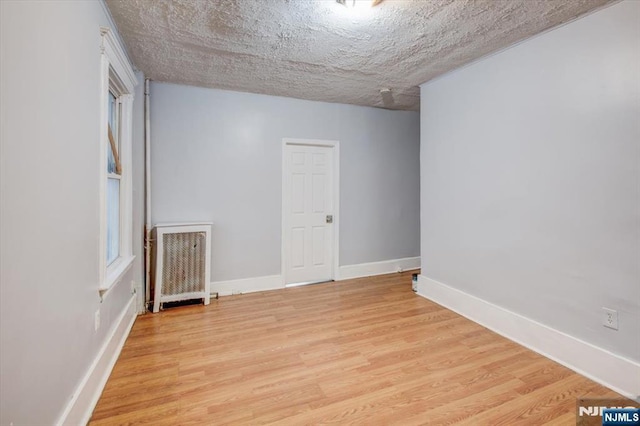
[[106, 0, 613, 111]]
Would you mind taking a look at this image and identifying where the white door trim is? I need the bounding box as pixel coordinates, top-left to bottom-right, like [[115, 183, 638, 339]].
[[282, 138, 340, 284]]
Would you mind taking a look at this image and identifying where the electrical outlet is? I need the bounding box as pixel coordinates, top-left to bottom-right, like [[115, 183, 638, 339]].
[[602, 307, 618, 330], [94, 309, 101, 332]]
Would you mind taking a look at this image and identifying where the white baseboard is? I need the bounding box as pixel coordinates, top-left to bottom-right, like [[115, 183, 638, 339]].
[[416, 275, 640, 402], [338, 256, 420, 281], [210, 257, 421, 296], [57, 295, 138, 426], [211, 275, 284, 296]]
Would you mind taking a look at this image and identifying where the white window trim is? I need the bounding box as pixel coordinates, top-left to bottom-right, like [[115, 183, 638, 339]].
[[99, 27, 137, 296]]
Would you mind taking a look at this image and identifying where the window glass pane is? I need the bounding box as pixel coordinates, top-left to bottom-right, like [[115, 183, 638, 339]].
[[107, 177, 120, 265], [107, 91, 118, 174]]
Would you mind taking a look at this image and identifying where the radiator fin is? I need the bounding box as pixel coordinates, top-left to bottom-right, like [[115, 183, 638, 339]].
[[161, 232, 206, 296], [152, 224, 211, 313]]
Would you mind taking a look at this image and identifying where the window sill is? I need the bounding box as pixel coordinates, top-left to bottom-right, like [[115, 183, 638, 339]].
[[100, 255, 135, 300]]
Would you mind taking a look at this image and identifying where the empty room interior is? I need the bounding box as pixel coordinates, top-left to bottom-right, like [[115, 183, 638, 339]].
[[1, 0, 639, 424]]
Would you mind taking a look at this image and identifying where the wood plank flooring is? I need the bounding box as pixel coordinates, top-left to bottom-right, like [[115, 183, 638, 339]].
[[90, 271, 625, 425]]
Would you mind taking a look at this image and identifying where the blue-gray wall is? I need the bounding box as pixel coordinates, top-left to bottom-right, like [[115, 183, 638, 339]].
[[0, 1, 145, 424], [420, 0, 639, 362], [150, 82, 420, 281]]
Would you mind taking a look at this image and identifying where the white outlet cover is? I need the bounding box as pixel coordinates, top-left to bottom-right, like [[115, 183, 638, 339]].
[[602, 307, 618, 330]]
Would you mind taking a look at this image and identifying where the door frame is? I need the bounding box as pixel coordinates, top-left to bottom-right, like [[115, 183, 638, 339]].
[[281, 138, 340, 285]]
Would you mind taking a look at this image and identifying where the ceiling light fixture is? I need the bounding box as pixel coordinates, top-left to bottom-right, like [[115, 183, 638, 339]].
[[336, 0, 383, 8]]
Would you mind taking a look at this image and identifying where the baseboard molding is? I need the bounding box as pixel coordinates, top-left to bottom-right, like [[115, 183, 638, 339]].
[[57, 295, 138, 426], [338, 257, 420, 281], [416, 275, 640, 402], [210, 257, 421, 296], [211, 275, 284, 296]]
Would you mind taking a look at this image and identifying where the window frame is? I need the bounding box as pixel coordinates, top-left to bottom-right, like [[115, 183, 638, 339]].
[[99, 27, 137, 296], [106, 90, 122, 266]]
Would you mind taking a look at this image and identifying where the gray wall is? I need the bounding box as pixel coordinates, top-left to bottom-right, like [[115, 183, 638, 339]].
[[150, 82, 420, 281], [0, 1, 144, 424], [420, 0, 639, 362]]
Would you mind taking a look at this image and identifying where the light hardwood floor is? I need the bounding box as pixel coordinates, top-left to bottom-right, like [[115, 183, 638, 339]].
[[91, 271, 625, 425]]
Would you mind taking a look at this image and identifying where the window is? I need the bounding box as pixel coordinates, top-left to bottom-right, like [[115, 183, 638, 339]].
[[107, 90, 121, 265], [99, 27, 137, 295]]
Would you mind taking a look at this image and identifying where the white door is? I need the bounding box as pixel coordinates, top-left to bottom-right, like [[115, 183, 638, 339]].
[[283, 142, 335, 285]]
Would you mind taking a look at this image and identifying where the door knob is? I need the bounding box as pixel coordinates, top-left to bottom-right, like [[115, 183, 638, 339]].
[[326, 215, 333, 224]]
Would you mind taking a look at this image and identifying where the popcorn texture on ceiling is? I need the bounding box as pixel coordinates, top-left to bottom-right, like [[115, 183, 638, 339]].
[[105, 0, 613, 111]]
